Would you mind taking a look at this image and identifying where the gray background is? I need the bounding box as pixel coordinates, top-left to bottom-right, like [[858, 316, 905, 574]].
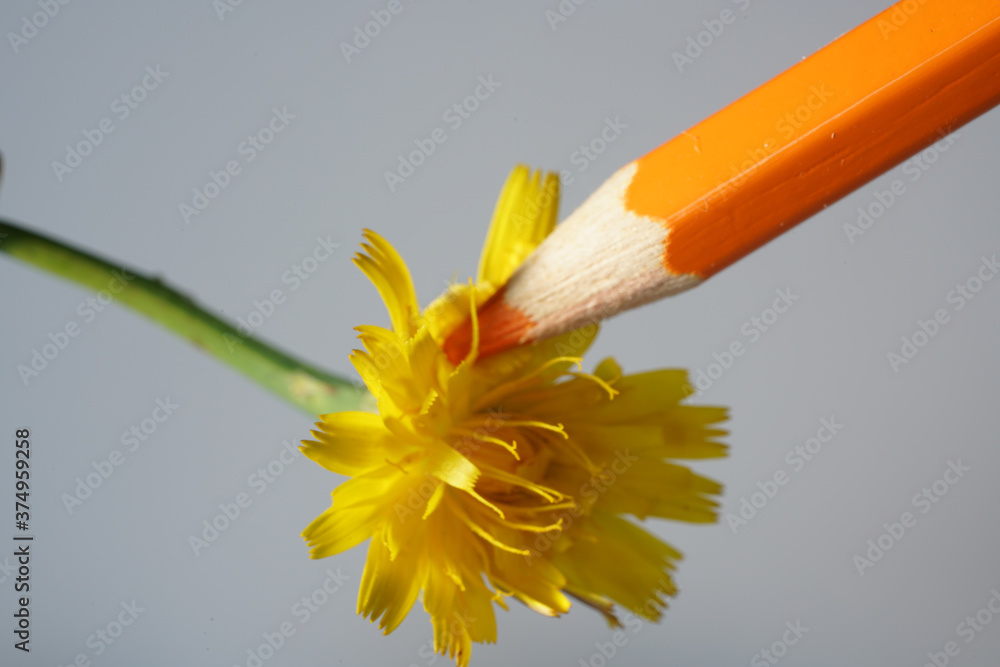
[[2, 1, 999, 665]]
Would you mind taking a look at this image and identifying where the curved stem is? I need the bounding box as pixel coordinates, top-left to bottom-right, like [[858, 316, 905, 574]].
[[0, 218, 373, 415]]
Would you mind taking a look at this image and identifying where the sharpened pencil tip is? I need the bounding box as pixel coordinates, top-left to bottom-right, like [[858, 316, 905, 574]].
[[443, 288, 536, 364]]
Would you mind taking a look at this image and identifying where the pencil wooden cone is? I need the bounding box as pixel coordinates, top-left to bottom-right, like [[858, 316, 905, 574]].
[[444, 0, 1000, 364]]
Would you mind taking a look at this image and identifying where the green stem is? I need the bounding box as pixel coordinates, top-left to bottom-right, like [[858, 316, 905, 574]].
[[0, 218, 373, 415]]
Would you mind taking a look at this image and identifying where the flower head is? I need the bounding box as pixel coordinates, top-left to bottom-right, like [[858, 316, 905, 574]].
[[301, 166, 728, 665]]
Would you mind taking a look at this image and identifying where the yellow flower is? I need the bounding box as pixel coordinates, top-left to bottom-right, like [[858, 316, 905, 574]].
[[300, 166, 728, 666]]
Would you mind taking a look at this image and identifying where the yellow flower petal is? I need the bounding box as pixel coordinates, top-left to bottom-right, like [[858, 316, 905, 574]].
[[553, 512, 682, 622], [354, 229, 419, 338], [423, 282, 483, 349], [301, 170, 729, 666], [300, 411, 403, 476], [424, 166, 560, 349], [491, 547, 571, 617], [582, 368, 702, 424], [478, 166, 559, 288], [358, 525, 427, 634], [425, 439, 480, 491], [302, 500, 384, 559], [331, 465, 408, 511]]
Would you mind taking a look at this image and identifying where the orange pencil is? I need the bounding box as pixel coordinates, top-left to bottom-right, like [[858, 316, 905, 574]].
[[445, 0, 1000, 364]]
